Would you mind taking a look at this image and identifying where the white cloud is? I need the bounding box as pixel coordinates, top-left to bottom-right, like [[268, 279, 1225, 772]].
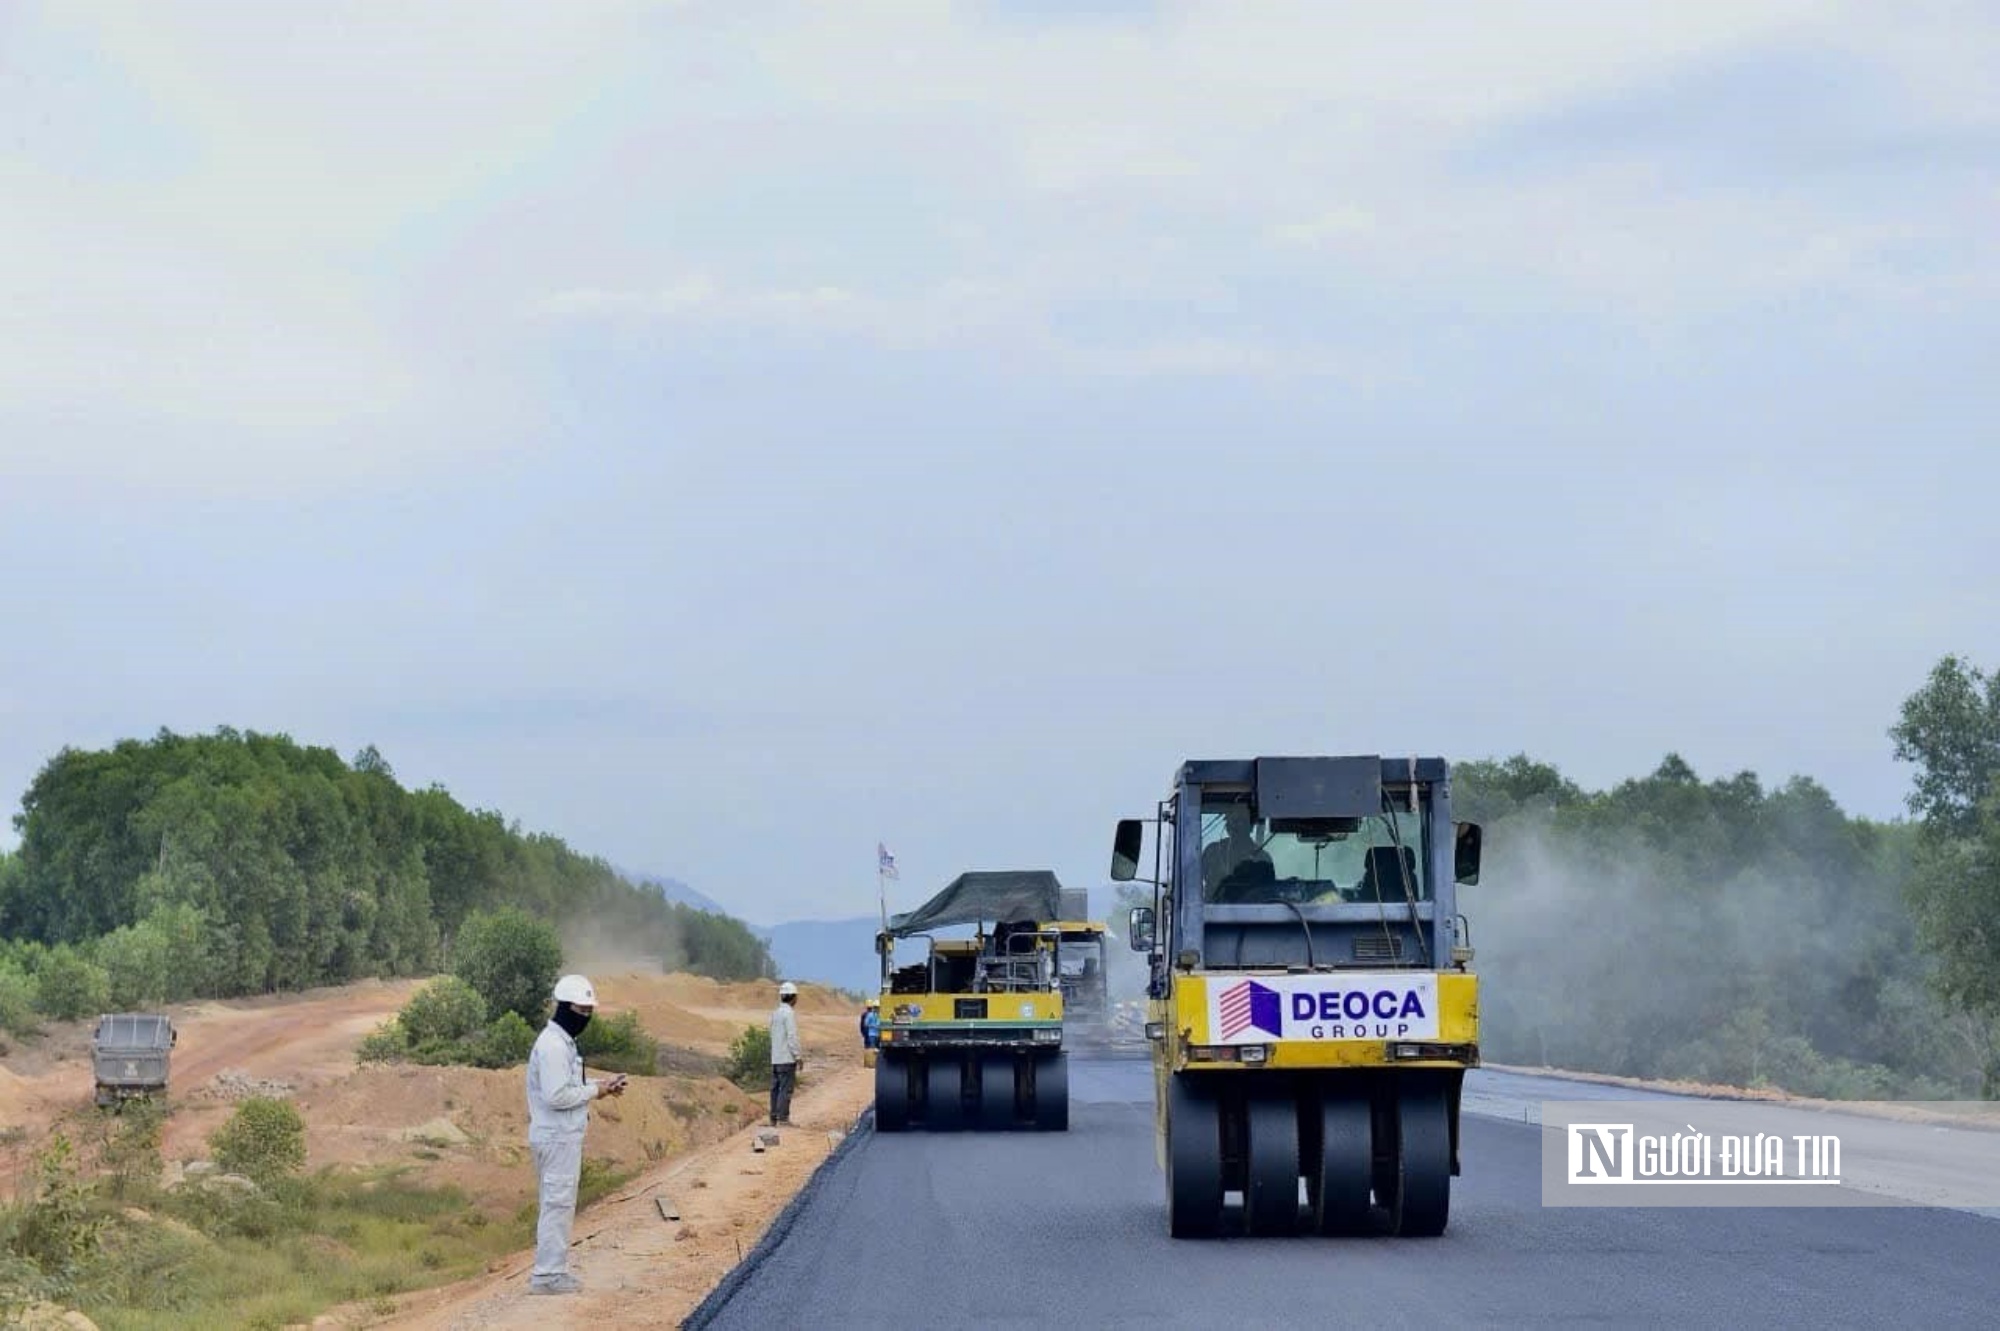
[[1, 0, 660, 496], [52, 0, 663, 253], [536, 272, 1393, 383], [1267, 163, 2000, 320], [534, 0, 1998, 344], [5, 0, 1996, 497], [0, 184, 432, 489], [540, 276, 867, 331]]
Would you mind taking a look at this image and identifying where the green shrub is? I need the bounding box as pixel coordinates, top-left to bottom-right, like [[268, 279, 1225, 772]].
[[450, 908, 561, 1026], [357, 991, 541, 1071], [3, 1134, 107, 1279], [210, 1098, 307, 1184], [33, 948, 108, 1022], [399, 976, 487, 1046], [0, 965, 38, 1038], [473, 1011, 537, 1069], [724, 1024, 771, 1090], [94, 1096, 167, 1200], [576, 1010, 658, 1077], [356, 1019, 410, 1064]]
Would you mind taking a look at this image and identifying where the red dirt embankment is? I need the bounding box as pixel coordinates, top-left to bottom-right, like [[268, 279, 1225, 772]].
[[0, 968, 876, 1330]]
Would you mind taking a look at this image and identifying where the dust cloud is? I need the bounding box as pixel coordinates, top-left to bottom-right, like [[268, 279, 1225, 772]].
[[1101, 917, 1152, 1007], [1465, 816, 1966, 1098], [557, 912, 686, 982]]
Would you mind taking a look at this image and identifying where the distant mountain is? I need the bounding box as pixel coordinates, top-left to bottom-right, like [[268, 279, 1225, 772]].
[[760, 916, 882, 995], [598, 873, 1132, 994], [617, 867, 737, 920]]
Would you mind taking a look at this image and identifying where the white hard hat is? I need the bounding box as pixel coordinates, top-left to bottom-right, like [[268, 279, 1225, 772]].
[[552, 974, 597, 1006], [778, 981, 798, 997]]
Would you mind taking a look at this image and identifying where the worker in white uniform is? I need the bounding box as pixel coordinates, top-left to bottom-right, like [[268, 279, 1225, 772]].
[[525, 973, 627, 1295], [770, 980, 803, 1126]]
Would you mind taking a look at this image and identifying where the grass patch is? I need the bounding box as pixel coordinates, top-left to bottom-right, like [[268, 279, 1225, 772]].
[[579, 1156, 631, 1208], [0, 1130, 644, 1331], [53, 1169, 530, 1331], [509, 1156, 633, 1231]]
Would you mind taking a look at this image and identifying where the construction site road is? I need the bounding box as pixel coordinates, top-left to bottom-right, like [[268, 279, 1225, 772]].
[[686, 1057, 2000, 1330]]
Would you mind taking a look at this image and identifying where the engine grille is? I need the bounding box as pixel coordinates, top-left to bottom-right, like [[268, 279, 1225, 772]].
[[1352, 935, 1405, 962]]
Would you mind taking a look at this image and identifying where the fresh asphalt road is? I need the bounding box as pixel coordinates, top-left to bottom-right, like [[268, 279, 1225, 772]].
[[684, 1057, 2000, 1330]]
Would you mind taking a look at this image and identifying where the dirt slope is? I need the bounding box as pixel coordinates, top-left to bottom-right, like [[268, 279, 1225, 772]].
[[0, 971, 867, 1198], [1, 978, 427, 1187], [0, 968, 875, 1329], [364, 1064, 875, 1329]]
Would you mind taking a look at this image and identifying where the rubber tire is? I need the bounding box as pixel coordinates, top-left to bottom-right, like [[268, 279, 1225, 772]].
[[1032, 1051, 1068, 1132], [926, 1056, 965, 1132], [1388, 1083, 1452, 1237], [1166, 1073, 1225, 1238], [979, 1054, 1017, 1130], [1244, 1085, 1301, 1235], [874, 1052, 909, 1132], [1311, 1093, 1373, 1235]]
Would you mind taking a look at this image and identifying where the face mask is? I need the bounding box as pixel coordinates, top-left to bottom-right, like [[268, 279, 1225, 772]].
[[554, 1003, 592, 1038]]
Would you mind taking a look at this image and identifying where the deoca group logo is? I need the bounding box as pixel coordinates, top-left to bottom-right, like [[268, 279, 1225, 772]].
[[1204, 973, 1439, 1043], [1217, 980, 1282, 1040]]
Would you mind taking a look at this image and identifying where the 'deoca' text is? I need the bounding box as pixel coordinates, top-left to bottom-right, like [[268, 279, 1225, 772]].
[[1292, 988, 1427, 1039]]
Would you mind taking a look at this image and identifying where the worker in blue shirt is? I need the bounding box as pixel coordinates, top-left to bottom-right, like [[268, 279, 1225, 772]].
[[860, 997, 880, 1051]]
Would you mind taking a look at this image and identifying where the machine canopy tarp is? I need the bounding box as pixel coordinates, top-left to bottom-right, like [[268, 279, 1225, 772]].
[[886, 870, 1068, 937]]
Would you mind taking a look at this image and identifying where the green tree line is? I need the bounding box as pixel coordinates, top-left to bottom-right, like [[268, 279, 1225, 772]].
[[1458, 651, 2000, 1100], [0, 727, 772, 1028]]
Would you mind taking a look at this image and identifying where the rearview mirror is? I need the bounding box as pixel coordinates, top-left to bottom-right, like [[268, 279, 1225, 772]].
[[1127, 906, 1155, 952], [1454, 821, 1483, 884], [1111, 819, 1144, 881]]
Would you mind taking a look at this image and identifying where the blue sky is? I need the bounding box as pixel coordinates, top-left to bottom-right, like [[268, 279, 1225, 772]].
[[3, 1, 1996, 925]]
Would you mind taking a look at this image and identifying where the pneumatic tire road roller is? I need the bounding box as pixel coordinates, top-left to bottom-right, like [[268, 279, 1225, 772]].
[[1111, 754, 1486, 1237], [871, 870, 1077, 1132]]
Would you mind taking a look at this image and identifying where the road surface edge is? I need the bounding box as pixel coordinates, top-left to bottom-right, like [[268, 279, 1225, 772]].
[[679, 1105, 876, 1330]]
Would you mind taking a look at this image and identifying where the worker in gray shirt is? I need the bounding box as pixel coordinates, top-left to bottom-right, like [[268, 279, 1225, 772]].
[[525, 973, 627, 1295], [770, 980, 803, 1126]]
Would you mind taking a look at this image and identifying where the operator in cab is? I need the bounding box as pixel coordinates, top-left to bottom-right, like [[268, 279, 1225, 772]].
[[1202, 801, 1274, 901]]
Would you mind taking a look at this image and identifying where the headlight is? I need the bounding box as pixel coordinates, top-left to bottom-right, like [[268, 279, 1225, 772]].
[[1186, 1044, 1270, 1063]]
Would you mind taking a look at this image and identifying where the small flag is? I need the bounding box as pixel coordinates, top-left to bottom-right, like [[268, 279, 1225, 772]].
[[877, 842, 899, 879]]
